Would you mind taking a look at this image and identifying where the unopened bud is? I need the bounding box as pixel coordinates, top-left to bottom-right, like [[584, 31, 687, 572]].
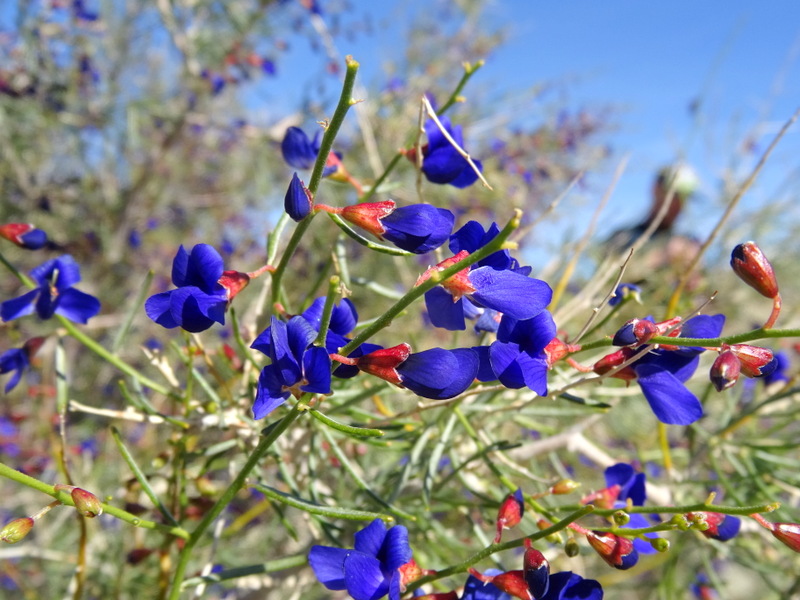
[[564, 538, 581, 557], [218, 270, 251, 301], [688, 512, 740, 542], [769, 522, 800, 553], [340, 200, 395, 236], [731, 242, 779, 299], [650, 537, 670, 552], [613, 318, 658, 347], [71, 487, 103, 518], [0, 223, 48, 250], [592, 348, 637, 381], [284, 172, 313, 221], [612, 510, 630, 527], [494, 488, 524, 543], [467, 568, 532, 600], [585, 531, 639, 570], [724, 344, 776, 378], [345, 343, 412, 386], [549, 479, 581, 495], [523, 539, 550, 599], [0, 517, 34, 543], [710, 351, 741, 392], [671, 514, 691, 531]]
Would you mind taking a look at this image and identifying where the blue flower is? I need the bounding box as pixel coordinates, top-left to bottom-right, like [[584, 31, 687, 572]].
[[763, 351, 790, 385], [462, 570, 602, 600], [336, 201, 454, 254], [608, 283, 641, 307], [421, 117, 483, 188], [475, 311, 556, 395], [449, 221, 514, 271], [0, 224, 48, 250], [0, 338, 44, 393], [281, 126, 338, 176], [309, 518, 412, 600], [603, 463, 659, 555], [284, 172, 313, 221], [540, 571, 603, 600], [250, 316, 332, 419], [145, 244, 229, 333], [1, 255, 100, 324]]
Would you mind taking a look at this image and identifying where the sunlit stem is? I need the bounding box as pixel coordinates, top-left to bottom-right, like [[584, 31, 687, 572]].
[[764, 293, 782, 329]]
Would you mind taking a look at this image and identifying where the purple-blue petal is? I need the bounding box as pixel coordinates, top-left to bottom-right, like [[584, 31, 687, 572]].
[[184, 244, 225, 291], [497, 311, 557, 354], [166, 286, 226, 332], [468, 267, 553, 320], [462, 572, 511, 600], [541, 571, 603, 600], [449, 158, 482, 188], [300, 347, 332, 394], [381, 205, 454, 254], [398, 348, 477, 399], [281, 126, 317, 169], [252, 366, 290, 419], [353, 519, 387, 556], [424, 287, 466, 331], [285, 172, 312, 222], [636, 364, 703, 425], [675, 314, 726, 356], [378, 524, 411, 570], [343, 552, 388, 600], [473, 345, 497, 382], [449, 221, 511, 270], [18, 229, 48, 250], [1, 289, 39, 322], [54, 288, 101, 324], [308, 545, 349, 590]]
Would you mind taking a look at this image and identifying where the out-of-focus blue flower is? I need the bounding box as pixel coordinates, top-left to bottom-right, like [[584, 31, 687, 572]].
[[250, 316, 331, 419], [309, 518, 412, 600], [0, 223, 48, 250], [281, 126, 339, 177], [0, 338, 44, 393], [608, 283, 641, 306], [73, 0, 99, 21], [145, 245, 230, 333], [763, 351, 790, 385], [421, 117, 483, 188], [1, 255, 100, 324]]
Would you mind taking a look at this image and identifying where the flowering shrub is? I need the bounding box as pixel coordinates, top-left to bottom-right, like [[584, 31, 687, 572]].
[[1, 4, 799, 600]]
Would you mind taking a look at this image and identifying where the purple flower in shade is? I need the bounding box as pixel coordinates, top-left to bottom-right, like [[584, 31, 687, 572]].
[[145, 245, 237, 333], [420, 117, 483, 188], [1, 255, 100, 324], [327, 200, 455, 254], [0, 338, 44, 393], [309, 518, 412, 600], [282, 126, 320, 169], [336, 344, 478, 400], [475, 310, 556, 396], [461, 571, 511, 600], [250, 316, 331, 419], [463, 569, 602, 600], [420, 251, 552, 331], [539, 571, 603, 600], [0, 224, 48, 250], [595, 315, 726, 425]]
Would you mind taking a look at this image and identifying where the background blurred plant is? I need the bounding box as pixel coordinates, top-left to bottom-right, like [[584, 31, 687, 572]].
[[1, 2, 799, 600]]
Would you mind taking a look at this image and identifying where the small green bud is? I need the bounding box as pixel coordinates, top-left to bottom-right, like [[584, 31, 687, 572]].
[[549, 479, 581, 495], [671, 514, 691, 531], [71, 488, 103, 518], [649, 537, 670, 552], [564, 538, 580, 557], [1, 517, 34, 543], [612, 510, 630, 527]]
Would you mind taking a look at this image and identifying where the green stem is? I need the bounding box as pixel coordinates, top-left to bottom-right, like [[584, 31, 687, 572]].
[[179, 554, 308, 588], [167, 405, 304, 599], [338, 209, 522, 356], [314, 276, 341, 346], [406, 505, 594, 592], [557, 501, 778, 517], [270, 57, 360, 307], [0, 461, 189, 539]]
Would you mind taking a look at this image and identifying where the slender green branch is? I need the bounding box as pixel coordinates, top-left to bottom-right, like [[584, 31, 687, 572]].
[[0, 461, 189, 539], [556, 501, 778, 517], [315, 276, 341, 347], [180, 554, 308, 588], [406, 505, 594, 592], [168, 404, 304, 599]]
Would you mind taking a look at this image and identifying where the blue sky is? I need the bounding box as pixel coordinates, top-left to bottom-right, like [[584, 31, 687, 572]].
[[273, 0, 800, 254]]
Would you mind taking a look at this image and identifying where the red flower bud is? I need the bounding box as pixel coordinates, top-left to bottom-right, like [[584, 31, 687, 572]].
[[592, 348, 637, 381], [688, 512, 741, 542], [0, 223, 48, 249], [770, 522, 800, 553], [724, 344, 775, 378], [549, 479, 580, 495], [415, 251, 476, 300], [543, 338, 581, 367], [351, 343, 412, 386], [495, 488, 525, 543], [613, 318, 658, 347], [710, 350, 741, 391], [581, 484, 621, 509], [731, 242, 779, 299], [0, 517, 34, 543], [71, 487, 104, 518], [585, 531, 639, 570], [340, 200, 396, 237], [523, 539, 550, 599], [218, 270, 250, 301], [467, 569, 533, 600]]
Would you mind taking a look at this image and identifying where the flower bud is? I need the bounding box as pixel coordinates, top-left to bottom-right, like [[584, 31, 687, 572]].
[[671, 514, 691, 531], [564, 538, 581, 557], [467, 568, 533, 600], [613, 318, 658, 347], [71, 487, 103, 518], [549, 479, 581, 495], [592, 348, 637, 381], [523, 539, 550, 599], [347, 343, 412, 386], [0, 223, 48, 250], [494, 488, 525, 543], [770, 522, 800, 553], [284, 172, 313, 221], [543, 338, 582, 368], [0, 517, 34, 543], [612, 510, 630, 527], [585, 531, 639, 570], [339, 200, 395, 236], [688, 512, 740, 542], [730, 242, 779, 299], [649, 537, 670, 552], [710, 351, 741, 392], [218, 270, 250, 301], [536, 518, 563, 544], [724, 344, 775, 378]]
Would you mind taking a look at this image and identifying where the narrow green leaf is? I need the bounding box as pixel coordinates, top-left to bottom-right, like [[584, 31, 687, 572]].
[[253, 482, 393, 522], [308, 408, 385, 438], [112, 270, 154, 353]]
